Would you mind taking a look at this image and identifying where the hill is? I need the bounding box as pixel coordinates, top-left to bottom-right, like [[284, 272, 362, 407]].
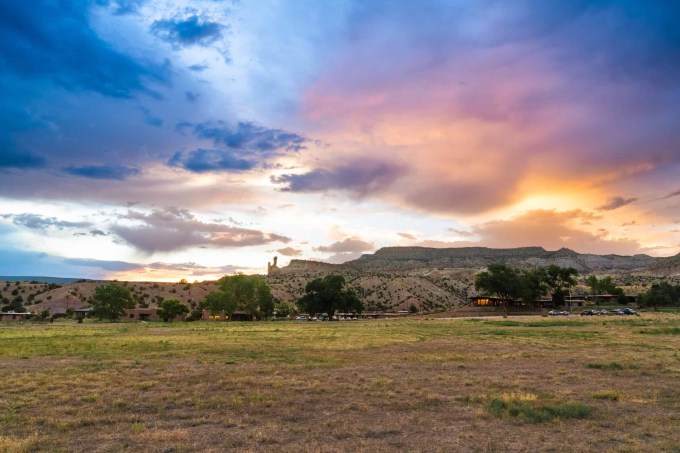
[[3, 246, 678, 315]]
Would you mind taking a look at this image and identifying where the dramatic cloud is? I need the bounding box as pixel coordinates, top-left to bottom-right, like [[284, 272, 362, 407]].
[[1, 1, 679, 280], [169, 121, 309, 173], [151, 15, 227, 48], [5, 213, 89, 230], [273, 160, 407, 197], [194, 121, 308, 155], [63, 165, 142, 180], [0, 2, 167, 99], [276, 247, 302, 257], [597, 197, 638, 211], [418, 210, 643, 256], [168, 149, 253, 173], [111, 207, 290, 253]]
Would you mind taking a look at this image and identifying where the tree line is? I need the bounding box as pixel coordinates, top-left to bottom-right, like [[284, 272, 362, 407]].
[[85, 274, 364, 322], [474, 264, 579, 315]]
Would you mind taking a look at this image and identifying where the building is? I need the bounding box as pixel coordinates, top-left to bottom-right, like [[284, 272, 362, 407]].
[[0, 311, 31, 322]]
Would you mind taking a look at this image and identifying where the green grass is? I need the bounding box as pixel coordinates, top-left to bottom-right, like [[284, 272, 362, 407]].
[[487, 395, 591, 423], [587, 362, 624, 370], [638, 327, 680, 335], [591, 390, 621, 401]]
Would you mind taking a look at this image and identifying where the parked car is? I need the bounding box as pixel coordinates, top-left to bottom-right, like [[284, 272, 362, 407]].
[[622, 308, 637, 315], [580, 310, 596, 316], [548, 310, 569, 316]]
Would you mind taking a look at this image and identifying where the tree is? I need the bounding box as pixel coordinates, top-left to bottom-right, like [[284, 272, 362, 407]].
[[274, 301, 295, 318], [221, 275, 274, 319], [519, 268, 548, 308], [296, 275, 364, 320], [543, 265, 578, 308], [202, 274, 274, 320], [638, 282, 680, 310], [201, 290, 237, 319], [156, 298, 189, 322], [474, 264, 522, 315], [91, 283, 134, 322]]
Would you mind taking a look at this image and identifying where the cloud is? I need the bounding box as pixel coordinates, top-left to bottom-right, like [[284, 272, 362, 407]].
[[151, 15, 227, 48], [90, 229, 108, 236], [272, 159, 407, 197], [194, 121, 308, 155], [418, 209, 643, 256], [661, 189, 680, 200], [597, 197, 638, 211], [276, 247, 302, 257], [188, 63, 208, 72], [62, 258, 142, 272], [168, 121, 309, 173], [0, 149, 47, 169], [97, 0, 147, 16], [6, 213, 89, 230], [111, 207, 290, 253], [0, 135, 47, 169], [300, 1, 680, 215], [168, 149, 253, 173], [397, 232, 417, 240], [0, 2, 167, 99], [63, 165, 141, 180], [316, 238, 374, 253], [447, 228, 474, 237], [315, 237, 374, 263]]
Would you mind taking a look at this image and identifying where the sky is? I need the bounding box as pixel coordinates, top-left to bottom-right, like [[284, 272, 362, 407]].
[[1, 0, 679, 281]]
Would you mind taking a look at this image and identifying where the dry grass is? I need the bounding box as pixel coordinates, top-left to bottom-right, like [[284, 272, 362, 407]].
[[1, 314, 679, 452]]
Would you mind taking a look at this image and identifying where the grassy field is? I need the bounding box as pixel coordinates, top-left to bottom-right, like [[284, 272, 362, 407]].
[[1, 315, 679, 452]]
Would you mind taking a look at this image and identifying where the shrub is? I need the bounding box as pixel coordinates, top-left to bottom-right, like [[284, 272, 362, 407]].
[[592, 390, 621, 401], [487, 394, 591, 423], [587, 362, 623, 370]]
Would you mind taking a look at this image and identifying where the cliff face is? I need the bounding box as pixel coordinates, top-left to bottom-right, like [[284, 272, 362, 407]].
[[344, 247, 677, 273]]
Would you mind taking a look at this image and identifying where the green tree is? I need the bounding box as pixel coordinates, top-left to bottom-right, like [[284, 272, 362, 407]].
[[638, 282, 680, 310], [544, 265, 578, 308], [519, 268, 548, 307], [274, 301, 295, 318], [91, 283, 134, 322], [474, 264, 522, 315], [220, 274, 274, 319], [202, 274, 274, 320], [585, 275, 627, 304], [156, 298, 189, 322], [201, 290, 237, 319], [296, 275, 364, 319]]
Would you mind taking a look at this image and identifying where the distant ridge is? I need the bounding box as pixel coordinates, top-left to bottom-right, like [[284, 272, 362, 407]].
[[276, 246, 678, 275], [0, 276, 87, 284]]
